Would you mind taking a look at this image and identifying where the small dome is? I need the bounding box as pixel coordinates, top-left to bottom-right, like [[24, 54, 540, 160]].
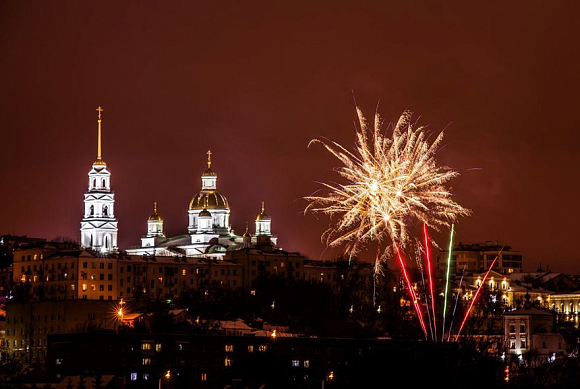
[[256, 201, 271, 221], [148, 202, 163, 221], [202, 168, 216, 177], [148, 214, 162, 222], [93, 159, 107, 167], [189, 191, 229, 210], [199, 209, 212, 217]]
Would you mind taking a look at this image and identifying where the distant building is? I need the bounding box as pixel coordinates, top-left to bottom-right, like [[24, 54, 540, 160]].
[[5, 299, 116, 365], [503, 303, 565, 360], [126, 152, 277, 259], [80, 107, 119, 253], [437, 241, 522, 275]]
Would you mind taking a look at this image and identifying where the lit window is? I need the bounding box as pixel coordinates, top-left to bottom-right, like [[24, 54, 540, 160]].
[[247, 345, 254, 353], [91, 285, 96, 291], [142, 342, 153, 351], [71, 284, 75, 291], [292, 360, 299, 367], [225, 344, 234, 352], [224, 357, 232, 367], [130, 373, 137, 381], [201, 373, 207, 381], [82, 284, 87, 291], [142, 358, 152, 365], [259, 345, 267, 352], [304, 360, 310, 368], [155, 343, 162, 352], [182, 269, 186, 276], [143, 373, 150, 380]]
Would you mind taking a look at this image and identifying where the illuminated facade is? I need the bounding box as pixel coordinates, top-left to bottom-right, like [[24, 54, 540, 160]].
[[436, 242, 522, 275], [80, 107, 118, 253], [127, 151, 276, 258]]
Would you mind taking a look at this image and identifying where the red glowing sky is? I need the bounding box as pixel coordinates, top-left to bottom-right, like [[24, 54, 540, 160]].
[[1, 2, 579, 271]]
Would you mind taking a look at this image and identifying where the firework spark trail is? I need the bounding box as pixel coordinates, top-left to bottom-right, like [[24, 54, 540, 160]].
[[447, 265, 466, 342], [305, 108, 470, 271], [423, 224, 437, 341], [395, 244, 428, 339], [456, 249, 504, 338], [442, 224, 455, 341], [418, 254, 434, 341]]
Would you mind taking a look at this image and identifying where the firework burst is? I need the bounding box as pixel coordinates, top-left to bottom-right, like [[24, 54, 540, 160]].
[[305, 107, 470, 270]]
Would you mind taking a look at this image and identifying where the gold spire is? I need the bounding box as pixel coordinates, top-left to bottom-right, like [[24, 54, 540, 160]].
[[261, 201, 265, 213], [153, 201, 158, 215], [97, 106, 103, 160], [243, 221, 251, 238], [93, 106, 106, 166], [207, 150, 212, 169]]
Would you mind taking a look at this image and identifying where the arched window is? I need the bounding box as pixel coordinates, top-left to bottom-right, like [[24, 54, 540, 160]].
[[103, 206, 108, 216], [102, 179, 106, 188], [104, 235, 109, 249], [92, 179, 96, 188], [89, 205, 94, 216]]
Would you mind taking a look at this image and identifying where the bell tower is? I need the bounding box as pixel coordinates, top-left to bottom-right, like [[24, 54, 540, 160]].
[[80, 106, 119, 253]]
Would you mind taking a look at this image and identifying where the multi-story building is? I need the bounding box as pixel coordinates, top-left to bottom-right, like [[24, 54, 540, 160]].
[[13, 247, 119, 301], [5, 299, 116, 365], [437, 241, 522, 275]]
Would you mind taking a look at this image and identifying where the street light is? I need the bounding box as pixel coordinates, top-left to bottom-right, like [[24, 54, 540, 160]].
[[159, 370, 171, 389]]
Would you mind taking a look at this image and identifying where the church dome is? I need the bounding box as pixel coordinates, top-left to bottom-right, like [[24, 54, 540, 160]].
[[256, 201, 271, 221], [202, 168, 216, 177], [148, 202, 162, 221], [189, 191, 229, 210]]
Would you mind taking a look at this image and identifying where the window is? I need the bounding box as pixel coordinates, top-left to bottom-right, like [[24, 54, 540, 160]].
[[259, 345, 267, 352], [130, 373, 137, 381], [82, 284, 87, 291], [142, 342, 153, 351], [201, 373, 207, 381], [521, 339, 527, 349], [510, 341, 516, 349], [108, 263, 113, 269], [182, 269, 186, 276], [304, 360, 310, 368], [108, 274, 113, 281], [108, 285, 112, 291], [225, 344, 234, 352], [509, 324, 515, 333], [156, 343, 162, 352], [292, 360, 300, 367], [99, 274, 104, 280], [247, 345, 254, 353], [224, 357, 232, 367], [142, 358, 153, 365], [520, 324, 525, 334], [83, 262, 88, 269], [99, 285, 104, 291], [99, 263, 104, 269]]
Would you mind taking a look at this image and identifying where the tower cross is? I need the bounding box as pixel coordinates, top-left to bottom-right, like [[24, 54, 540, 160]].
[[96, 106, 103, 120], [207, 150, 212, 169]]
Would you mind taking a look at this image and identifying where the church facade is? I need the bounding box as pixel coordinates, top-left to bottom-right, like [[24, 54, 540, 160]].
[[126, 151, 277, 258]]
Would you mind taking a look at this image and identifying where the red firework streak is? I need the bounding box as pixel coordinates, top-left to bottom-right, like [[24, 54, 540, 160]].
[[423, 224, 437, 341], [395, 244, 428, 339], [456, 248, 504, 337]]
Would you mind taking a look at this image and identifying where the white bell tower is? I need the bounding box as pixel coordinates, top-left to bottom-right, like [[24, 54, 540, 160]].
[[80, 106, 119, 253]]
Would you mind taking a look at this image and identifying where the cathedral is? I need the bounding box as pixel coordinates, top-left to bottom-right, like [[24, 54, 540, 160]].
[[80, 107, 276, 258]]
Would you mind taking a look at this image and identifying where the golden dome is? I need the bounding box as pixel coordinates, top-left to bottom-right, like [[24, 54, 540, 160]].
[[148, 202, 163, 221], [189, 190, 229, 210], [202, 168, 216, 177], [256, 201, 271, 221], [93, 159, 107, 167]]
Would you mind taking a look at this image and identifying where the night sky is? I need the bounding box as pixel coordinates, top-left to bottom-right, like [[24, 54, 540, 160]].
[[1, 2, 579, 272]]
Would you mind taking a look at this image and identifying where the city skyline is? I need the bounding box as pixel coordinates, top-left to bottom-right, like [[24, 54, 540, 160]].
[[2, 2, 580, 272]]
